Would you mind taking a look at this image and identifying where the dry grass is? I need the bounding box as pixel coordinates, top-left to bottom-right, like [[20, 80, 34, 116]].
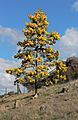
[[0, 80, 78, 120]]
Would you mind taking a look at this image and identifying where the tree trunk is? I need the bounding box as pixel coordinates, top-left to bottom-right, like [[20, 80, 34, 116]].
[[35, 78, 37, 95], [35, 46, 38, 96]]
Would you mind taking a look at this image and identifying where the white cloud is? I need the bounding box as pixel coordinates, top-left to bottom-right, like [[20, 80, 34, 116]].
[[58, 28, 78, 59], [0, 26, 27, 94], [0, 25, 25, 44], [72, 1, 78, 12], [0, 58, 27, 95], [0, 58, 19, 72], [0, 73, 15, 89], [0, 58, 19, 94]]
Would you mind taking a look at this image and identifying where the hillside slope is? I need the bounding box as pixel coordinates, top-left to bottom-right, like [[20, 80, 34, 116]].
[[0, 80, 78, 120]]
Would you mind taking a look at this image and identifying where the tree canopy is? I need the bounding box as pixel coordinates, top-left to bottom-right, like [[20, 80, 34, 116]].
[[6, 10, 67, 96]]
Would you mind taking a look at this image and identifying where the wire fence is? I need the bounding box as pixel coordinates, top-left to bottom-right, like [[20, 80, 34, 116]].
[[0, 85, 27, 96]]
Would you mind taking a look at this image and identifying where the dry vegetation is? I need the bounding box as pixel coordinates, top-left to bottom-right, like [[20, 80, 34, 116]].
[[0, 79, 78, 120]]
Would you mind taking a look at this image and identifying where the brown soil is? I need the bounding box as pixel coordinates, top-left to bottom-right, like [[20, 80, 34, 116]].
[[0, 80, 78, 120]]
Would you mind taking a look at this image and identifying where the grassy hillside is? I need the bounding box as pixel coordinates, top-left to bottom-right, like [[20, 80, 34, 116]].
[[0, 79, 78, 120]]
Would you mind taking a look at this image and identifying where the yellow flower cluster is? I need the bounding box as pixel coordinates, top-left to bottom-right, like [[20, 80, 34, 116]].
[[55, 60, 67, 72], [25, 22, 37, 29], [26, 70, 36, 76], [27, 76, 35, 84], [43, 21, 48, 26], [38, 36, 47, 45], [39, 41, 46, 45], [28, 10, 48, 26], [37, 28, 46, 35], [43, 49, 46, 53], [35, 73, 40, 79], [22, 10, 61, 47], [46, 49, 59, 60], [50, 62, 55, 66], [41, 14, 47, 21], [37, 65, 47, 70], [24, 39, 34, 47], [22, 10, 49, 40], [60, 75, 67, 80], [22, 28, 36, 38], [42, 48, 59, 59], [35, 71, 48, 79], [34, 35, 49, 45], [36, 65, 48, 73], [25, 40, 34, 47], [41, 71, 48, 76], [23, 54, 33, 63], [17, 39, 34, 47], [47, 47, 54, 53], [46, 53, 56, 60], [35, 57, 42, 63], [17, 78, 25, 84], [6, 68, 14, 75], [49, 32, 60, 40], [6, 68, 23, 76], [54, 60, 67, 81]]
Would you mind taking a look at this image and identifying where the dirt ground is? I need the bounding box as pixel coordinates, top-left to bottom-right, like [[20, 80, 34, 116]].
[[0, 79, 78, 120]]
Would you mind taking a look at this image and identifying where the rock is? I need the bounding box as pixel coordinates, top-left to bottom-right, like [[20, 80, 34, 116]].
[[64, 97, 69, 101], [33, 93, 38, 99], [66, 56, 78, 80], [58, 87, 69, 94], [62, 87, 69, 93], [14, 99, 22, 108], [40, 105, 47, 112]]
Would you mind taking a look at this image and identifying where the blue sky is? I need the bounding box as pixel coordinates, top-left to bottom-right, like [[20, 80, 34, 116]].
[[0, 0, 78, 59], [0, 0, 78, 93], [0, 0, 77, 31]]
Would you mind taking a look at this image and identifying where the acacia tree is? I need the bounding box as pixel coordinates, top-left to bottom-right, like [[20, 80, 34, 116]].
[[6, 10, 67, 97]]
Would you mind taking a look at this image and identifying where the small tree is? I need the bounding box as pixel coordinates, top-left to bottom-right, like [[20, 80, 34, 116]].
[[6, 10, 67, 97]]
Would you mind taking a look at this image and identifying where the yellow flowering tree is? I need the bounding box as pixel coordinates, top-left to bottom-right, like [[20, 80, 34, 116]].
[[48, 61, 67, 85], [6, 10, 66, 97]]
